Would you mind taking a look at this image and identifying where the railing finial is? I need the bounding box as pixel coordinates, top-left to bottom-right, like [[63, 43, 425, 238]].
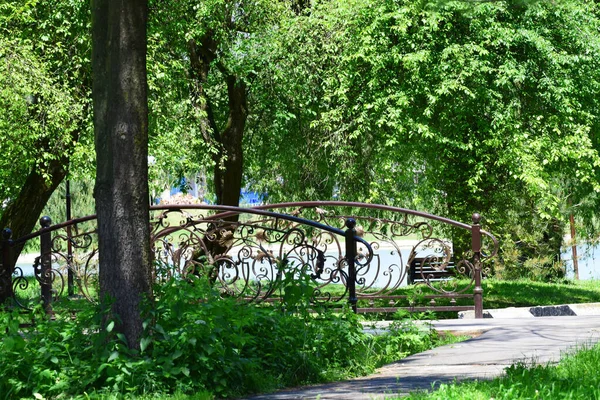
[[345, 218, 356, 230], [40, 216, 52, 228], [2, 228, 12, 240]]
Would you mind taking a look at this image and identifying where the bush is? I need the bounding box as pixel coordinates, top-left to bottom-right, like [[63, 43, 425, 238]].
[[0, 275, 445, 399], [493, 238, 566, 282]]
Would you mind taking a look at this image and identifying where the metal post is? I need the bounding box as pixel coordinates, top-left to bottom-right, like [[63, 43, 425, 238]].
[[471, 213, 483, 319], [66, 180, 74, 295], [1, 228, 13, 305], [345, 218, 357, 313], [40, 216, 53, 315]]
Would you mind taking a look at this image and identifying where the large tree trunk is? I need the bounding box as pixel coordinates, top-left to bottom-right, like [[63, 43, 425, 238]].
[[92, 0, 152, 349], [0, 160, 67, 304]]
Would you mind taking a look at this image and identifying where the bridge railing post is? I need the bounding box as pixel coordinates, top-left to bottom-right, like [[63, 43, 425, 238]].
[[66, 180, 74, 296], [344, 218, 357, 313], [471, 213, 483, 319], [39, 216, 53, 315]]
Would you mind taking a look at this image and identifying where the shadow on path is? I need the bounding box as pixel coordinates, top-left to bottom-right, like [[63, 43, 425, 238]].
[[241, 316, 600, 400]]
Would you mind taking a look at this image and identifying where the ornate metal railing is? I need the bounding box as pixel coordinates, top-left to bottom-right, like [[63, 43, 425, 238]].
[[0, 203, 497, 317], [253, 202, 498, 315]]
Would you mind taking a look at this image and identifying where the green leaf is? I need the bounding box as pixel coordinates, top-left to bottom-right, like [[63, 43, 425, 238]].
[[140, 337, 152, 353], [106, 321, 115, 333], [107, 351, 119, 362], [116, 333, 127, 344]]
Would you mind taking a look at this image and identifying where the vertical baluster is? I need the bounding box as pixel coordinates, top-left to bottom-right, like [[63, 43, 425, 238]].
[[40, 216, 53, 315], [345, 218, 357, 313], [1, 228, 13, 304], [66, 180, 74, 296], [471, 213, 483, 319]]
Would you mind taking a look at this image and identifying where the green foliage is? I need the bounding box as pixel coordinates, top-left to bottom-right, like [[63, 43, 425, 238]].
[[0, 275, 447, 399], [146, 0, 294, 199], [0, 36, 82, 204], [243, 0, 600, 274], [494, 239, 566, 282], [42, 178, 96, 221]]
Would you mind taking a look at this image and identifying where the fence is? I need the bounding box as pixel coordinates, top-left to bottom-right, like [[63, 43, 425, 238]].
[[0, 202, 497, 318]]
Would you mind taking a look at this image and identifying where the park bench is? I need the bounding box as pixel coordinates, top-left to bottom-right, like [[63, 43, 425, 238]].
[[407, 257, 456, 285]]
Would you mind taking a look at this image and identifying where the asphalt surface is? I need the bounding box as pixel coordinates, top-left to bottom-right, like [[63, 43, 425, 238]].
[[242, 314, 600, 400]]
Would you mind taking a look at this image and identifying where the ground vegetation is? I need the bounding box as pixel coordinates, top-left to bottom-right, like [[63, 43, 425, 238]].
[[0, 276, 452, 399]]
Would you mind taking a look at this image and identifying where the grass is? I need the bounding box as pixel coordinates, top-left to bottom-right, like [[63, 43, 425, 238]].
[[356, 278, 600, 319], [467, 278, 600, 309], [401, 342, 600, 400]]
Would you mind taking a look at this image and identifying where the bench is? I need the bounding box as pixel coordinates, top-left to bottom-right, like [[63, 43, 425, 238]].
[[408, 257, 455, 284]]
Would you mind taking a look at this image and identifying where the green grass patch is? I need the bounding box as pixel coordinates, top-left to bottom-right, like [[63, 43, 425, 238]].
[[479, 278, 600, 308], [364, 278, 600, 319], [403, 342, 600, 400]]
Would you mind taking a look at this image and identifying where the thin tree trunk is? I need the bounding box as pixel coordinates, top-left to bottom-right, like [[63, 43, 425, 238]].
[[569, 207, 579, 280], [92, 0, 152, 349], [0, 160, 67, 304], [188, 35, 247, 207], [188, 38, 247, 274]]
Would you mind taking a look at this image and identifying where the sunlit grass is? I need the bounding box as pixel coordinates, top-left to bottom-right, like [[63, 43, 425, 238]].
[[401, 342, 600, 400]]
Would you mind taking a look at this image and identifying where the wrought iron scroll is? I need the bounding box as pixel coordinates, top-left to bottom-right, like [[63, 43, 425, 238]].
[[253, 202, 499, 315], [149, 209, 361, 305]]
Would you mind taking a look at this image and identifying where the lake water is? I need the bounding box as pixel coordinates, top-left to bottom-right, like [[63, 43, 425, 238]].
[[14, 242, 598, 285], [563, 243, 600, 280]]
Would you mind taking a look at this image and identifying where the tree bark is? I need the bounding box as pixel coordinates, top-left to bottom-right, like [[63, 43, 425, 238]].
[[92, 0, 152, 349], [213, 75, 247, 207], [188, 35, 247, 272], [569, 212, 579, 280]]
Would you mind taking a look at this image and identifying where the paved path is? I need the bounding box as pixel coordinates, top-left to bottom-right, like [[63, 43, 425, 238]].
[[243, 315, 600, 399]]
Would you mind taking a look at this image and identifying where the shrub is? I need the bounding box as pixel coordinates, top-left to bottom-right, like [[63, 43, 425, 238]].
[[0, 275, 445, 399]]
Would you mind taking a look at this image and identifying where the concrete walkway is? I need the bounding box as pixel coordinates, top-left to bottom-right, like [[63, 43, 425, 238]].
[[243, 315, 600, 399]]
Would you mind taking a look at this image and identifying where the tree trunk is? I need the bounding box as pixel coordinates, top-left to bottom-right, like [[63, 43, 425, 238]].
[[213, 75, 247, 207], [188, 36, 247, 207], [0, 160, 67, 304], [188, 37, 247, 273], [92, 0, 152, 350], [569, 212, 579, 280]]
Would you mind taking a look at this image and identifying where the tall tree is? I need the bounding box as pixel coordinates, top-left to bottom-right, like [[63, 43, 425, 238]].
[[149, 0, 290, 206], [0, 0, 91, 294], [92, 0, 152, 348]]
